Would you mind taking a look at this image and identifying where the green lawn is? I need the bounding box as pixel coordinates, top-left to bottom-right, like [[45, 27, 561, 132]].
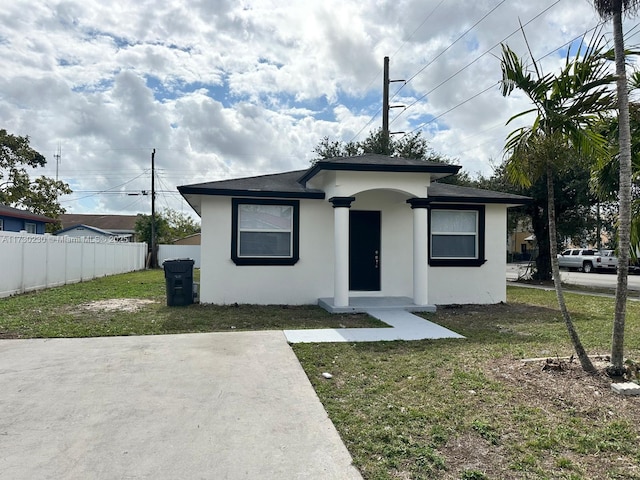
[[0, 269, 382, 338], [2, 270, 639, 478], [294, 288, 640, 479]]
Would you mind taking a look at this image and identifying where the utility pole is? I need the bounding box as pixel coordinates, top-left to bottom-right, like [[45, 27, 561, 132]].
[[383, 56, 390, 137], [382, 56, 406, 141], [54, 143, 61, 181], [151, 148, 157, 268]]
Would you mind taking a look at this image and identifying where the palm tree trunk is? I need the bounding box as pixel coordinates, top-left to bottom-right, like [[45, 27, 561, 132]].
[[546, 165, 596, 373], [610, 2, 632, 376]]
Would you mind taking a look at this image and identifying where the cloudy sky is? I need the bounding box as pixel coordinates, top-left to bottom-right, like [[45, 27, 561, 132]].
[[1, 0, 637, 219]]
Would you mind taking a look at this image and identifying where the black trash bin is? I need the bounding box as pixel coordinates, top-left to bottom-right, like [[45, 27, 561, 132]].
[[163, 259, 195, 306]]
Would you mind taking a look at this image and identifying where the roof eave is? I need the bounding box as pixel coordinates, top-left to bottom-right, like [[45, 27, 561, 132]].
[[177, 186, 325, 200], [429, 196, 532, 205], [298, 162, 461, 185]]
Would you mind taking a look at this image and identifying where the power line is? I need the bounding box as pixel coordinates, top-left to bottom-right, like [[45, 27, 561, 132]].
[[400, 18, 617, 157], [401, 21, 608, 137], [392, 0, 563, 127], [396, 0, 508, 96], [60, 170, 150, 203], [350, 0, 560, 142], [403, 82, 500, 137], [346, 0, 448, 143]]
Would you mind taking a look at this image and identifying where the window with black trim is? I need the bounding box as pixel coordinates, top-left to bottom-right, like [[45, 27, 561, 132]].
[[429, 205, 486, 267], [231, 198, 300, 266]]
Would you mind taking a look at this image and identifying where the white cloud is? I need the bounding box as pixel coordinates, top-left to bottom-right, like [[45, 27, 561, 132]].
[[0, 0, 630, 217]]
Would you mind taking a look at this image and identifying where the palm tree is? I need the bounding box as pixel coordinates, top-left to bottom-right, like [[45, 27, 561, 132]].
[[500, 36, 616, 373], [593, 0, 640, 376]]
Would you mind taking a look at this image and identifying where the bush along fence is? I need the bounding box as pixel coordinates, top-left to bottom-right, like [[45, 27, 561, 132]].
[[0, 232, 147, 298]]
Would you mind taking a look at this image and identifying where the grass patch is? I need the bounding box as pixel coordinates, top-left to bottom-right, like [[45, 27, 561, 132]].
[[4, 271, 640, 478], [0, 269, 384, 338], [293, 286, 640, 479]]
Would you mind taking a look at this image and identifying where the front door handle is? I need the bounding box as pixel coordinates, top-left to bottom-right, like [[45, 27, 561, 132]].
[[374, 250, 379, 269]]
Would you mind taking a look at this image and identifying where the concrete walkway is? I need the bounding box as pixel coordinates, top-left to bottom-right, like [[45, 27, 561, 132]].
[[285, 308, 464, 343], [0, 332, 362, 480]]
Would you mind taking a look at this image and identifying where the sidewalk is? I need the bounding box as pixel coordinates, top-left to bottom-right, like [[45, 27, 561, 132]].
[[285, 308, 464, 343]]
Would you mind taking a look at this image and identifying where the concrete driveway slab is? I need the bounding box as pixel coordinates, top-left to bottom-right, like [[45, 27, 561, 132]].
[[0, 332, 361, 480]]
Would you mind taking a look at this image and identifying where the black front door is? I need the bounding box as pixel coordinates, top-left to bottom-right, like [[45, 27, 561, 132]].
[[349, 210, 381, 291]]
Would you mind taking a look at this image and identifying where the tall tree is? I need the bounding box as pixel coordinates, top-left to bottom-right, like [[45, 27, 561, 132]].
[[315, 129, 448, 161], [500, 36, 616, 373], [163, 208, 201, 242], [135, 209, 200, 246], [0, 129, 71, 230], [593, 0, 640, 375], [484, 155, 600, 280]]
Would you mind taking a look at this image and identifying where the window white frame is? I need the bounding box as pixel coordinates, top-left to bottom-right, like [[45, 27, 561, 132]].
[[0, 218, 3, 231], [25, 222, 37, 234]]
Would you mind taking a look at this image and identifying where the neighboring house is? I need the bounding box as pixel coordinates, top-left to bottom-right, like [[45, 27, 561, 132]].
[[54, 224, 129, 242], [58, 214, 138, 241], [172, 233, 201, 245], [508, 219, 536, 262], [178, 154, 530, 308], [0, 204, 55, 234]]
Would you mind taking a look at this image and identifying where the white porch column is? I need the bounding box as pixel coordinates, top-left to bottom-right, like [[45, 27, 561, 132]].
[[408, 199, 430, 306], [329, 197, 355, 308]]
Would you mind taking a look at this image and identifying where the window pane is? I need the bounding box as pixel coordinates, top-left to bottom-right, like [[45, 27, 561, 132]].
[[432, 210, 476, 233], [239, 205, 292, 230], [432, 235, 476, 258], [239, 232, 291, 257]]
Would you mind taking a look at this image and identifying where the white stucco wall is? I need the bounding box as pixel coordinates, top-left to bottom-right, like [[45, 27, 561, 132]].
[[198, 193, 509, 306], [199, 196, 335, 305], [427, 204, 508, 304], [308, 170, 430, 199]]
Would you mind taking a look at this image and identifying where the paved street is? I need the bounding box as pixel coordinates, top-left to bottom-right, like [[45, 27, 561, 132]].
[[507, 262, 640, 295]]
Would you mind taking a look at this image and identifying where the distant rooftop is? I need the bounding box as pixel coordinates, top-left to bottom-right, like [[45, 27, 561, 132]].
[[59, 214, 138, 232], [0, 204, 55, 223]]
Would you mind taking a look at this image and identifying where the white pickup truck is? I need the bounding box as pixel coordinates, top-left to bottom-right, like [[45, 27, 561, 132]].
[[557, 248, 617, 273]]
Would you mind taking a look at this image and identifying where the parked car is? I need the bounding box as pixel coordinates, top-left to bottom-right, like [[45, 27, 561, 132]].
[[598, 249, 619, 272], [557, 248, 616, 273]]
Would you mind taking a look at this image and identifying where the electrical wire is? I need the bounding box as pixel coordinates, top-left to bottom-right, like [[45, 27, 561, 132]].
[[60, 170, 150, 203], [350, 0, 560, 142], [346, 0, 449, 143], [401, 20, 609, 137], [392, 0, 563, 128], [395, 0, 508, 97]]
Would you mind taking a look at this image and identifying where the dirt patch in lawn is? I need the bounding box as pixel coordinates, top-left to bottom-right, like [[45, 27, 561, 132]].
[[79, 299, 157, 313], [476, 357, 640, 479]]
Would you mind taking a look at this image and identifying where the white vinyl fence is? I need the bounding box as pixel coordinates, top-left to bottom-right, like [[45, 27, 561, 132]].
[[158, 244, 201, 268], [0, 231, 147, 298]]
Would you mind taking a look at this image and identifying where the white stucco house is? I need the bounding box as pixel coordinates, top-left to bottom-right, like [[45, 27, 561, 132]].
[[178, 154, 529, 311]]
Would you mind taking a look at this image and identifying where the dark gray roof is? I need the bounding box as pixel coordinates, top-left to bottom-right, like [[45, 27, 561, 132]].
[[178, 166, 530, 213], [0, 204, 55, 222], [298, 153, 460, 184], [428, 182, 531, 204], [178, 170, 325, 199], [317, 153, 455, 167]]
